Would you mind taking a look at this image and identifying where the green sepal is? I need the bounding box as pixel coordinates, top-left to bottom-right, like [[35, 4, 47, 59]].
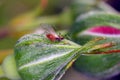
[[69, 11, 120, 44], [74, 53, 120, 78], [69, 11, 120, 78]]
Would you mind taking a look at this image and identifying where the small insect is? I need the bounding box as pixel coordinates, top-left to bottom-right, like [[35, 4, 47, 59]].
[[36, 24, 64, 42], [46, 33, 64, 42]]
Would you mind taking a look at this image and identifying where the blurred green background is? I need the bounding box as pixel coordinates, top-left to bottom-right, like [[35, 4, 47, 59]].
[[0, 0, 120, 80]]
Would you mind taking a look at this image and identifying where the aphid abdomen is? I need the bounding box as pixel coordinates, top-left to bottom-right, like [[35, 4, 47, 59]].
[[46, 33, 56, 41]]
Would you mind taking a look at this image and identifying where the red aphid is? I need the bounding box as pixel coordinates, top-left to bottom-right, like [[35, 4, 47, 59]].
[[46, 33, 64, 42], [40, 24, 64, 42]]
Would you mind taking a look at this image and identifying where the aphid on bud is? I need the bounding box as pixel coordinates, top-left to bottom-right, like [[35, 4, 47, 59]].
[[36, 24, 64, 42]]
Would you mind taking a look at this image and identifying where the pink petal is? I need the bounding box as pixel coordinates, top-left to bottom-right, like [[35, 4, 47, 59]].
[[88, 26, 120, 35]]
